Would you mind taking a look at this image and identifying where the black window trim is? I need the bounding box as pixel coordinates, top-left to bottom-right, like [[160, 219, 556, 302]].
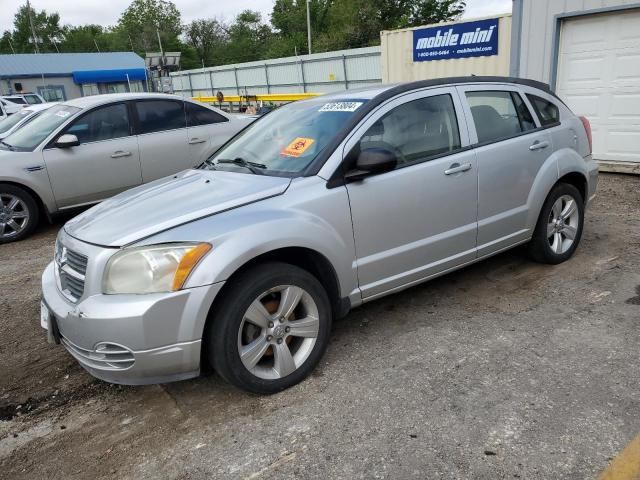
[[132, 98, 187, 136], [44, 101, 133, 149]]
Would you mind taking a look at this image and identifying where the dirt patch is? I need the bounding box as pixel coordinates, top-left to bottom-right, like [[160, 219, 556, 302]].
[[1, 173, 639, 479]]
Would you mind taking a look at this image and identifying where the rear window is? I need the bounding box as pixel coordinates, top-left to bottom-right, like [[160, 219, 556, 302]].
[[466, 91, 536, 144], [527, 94, 560, 127], [186, 102, 228, 126], [135, 100, 186, 134]]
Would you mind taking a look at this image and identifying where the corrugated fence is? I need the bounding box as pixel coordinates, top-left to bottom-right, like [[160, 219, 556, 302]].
[[170, 46, 382, 98]]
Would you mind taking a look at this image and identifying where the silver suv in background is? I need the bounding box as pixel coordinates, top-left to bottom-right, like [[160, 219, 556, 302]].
[[0, 93, 253, 242], [41, 77, 598, 394]]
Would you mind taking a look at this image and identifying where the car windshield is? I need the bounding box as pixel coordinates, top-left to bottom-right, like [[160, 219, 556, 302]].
[[202, 98, 369, 175], [0, 109, 32, 134], [5, 97, 27, 105], [1, 104, 80, 151]]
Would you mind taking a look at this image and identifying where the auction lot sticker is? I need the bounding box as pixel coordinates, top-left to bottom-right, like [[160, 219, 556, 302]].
[[281, 137, 315, 157], [319, 102, 364, 112]]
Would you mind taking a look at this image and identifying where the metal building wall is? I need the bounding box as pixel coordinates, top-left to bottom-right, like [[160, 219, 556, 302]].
[[380, 14, 512, 83], [170, 46, 381, 98], [516, 0, 638, 83]]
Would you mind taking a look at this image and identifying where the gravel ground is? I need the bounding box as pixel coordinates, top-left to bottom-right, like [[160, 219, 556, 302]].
[[0, 173, 639, 479]]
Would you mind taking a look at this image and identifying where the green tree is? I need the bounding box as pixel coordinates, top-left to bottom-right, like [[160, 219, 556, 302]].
[[184, 19, 227, 65], [224, 11, 272, 64], [117, 0, 182, 52], [1, 3, 64, 54]]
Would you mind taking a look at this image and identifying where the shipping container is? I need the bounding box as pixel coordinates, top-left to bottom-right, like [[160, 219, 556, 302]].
[[380, 14, 512, 83]]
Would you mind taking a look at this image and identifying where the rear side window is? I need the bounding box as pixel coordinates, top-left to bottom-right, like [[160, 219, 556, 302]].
[[466, 91, 536, 144], [186, 102, 228, 126], [24, 95, 42, 105], [135, 100, 186, 134], [359, 94, 462, 165], [527, 94, 560, 126]]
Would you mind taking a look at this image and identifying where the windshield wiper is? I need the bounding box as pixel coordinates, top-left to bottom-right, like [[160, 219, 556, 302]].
[[217, 157, 266, 175], [0, 140, 14, 151]]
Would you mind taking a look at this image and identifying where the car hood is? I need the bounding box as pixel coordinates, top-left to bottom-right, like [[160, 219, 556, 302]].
[[64, 169, 291, 247]]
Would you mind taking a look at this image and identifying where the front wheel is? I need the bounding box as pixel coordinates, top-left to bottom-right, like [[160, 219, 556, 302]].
[[527, 183, 584, 264], [0, 184, 39, 244], [206, 262, 332, 394]]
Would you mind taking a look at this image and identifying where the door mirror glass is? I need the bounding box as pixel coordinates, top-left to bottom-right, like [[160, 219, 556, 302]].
[[55, 134, 80, 148]]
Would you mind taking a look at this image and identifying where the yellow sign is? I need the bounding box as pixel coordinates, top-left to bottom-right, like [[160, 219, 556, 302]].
[[329, 73, 336, 81], [281, 137, 315, 157]]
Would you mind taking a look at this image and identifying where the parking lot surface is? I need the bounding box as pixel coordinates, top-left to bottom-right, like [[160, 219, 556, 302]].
[[1, 173, 639, 479]]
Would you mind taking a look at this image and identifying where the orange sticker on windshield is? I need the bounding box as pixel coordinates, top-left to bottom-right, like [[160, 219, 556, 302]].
[[281, 137, 315, 157]]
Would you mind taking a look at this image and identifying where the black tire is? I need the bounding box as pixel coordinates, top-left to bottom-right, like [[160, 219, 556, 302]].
[[527, 183, 584, 264], [0, 184, 40, 244], [206, 262, 332, 394]]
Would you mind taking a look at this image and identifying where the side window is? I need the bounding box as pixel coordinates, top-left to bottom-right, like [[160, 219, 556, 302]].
[[466, 91, 536, 144], [186, 102, 228, 126], [359, 94, 462, 165], [527, 94, 560, 127], [65, 103, 131, 144], [135, 100, 186, 134]]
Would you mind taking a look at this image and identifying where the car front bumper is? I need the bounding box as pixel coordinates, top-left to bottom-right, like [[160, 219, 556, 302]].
[[41, 262, 223, 385]]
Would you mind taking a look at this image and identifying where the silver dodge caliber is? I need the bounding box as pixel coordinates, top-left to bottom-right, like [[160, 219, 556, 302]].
[[41, 77, 598, 394]]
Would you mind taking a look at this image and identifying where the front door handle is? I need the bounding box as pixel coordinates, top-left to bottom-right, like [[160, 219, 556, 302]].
[[529, 140, 550, 151], [189, 138, 206, 144], [444, 162, 472, 175], [111, 151, 132, 158]]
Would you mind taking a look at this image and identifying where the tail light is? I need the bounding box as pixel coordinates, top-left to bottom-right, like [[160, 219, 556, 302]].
[[579, 116, 592, 154]]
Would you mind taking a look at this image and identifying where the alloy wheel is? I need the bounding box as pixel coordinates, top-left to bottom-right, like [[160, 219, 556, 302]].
[[547, 194, 580, 255], [237, 285, 320, 380], [0, 193, 30, 240]]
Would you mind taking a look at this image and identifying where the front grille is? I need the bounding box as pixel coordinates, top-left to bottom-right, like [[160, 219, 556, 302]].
[[55, 241, 88, 303], [61, 336, 135, 370]]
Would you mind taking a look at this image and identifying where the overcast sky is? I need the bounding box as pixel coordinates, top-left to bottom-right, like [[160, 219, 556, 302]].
[[1, 0, 512, 36]]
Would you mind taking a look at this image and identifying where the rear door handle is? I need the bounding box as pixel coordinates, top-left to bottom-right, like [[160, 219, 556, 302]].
[[444, 162, 472, 175], [111, 151, 132, 158], [529, 140, 550, 151], [189, 138, 206, 144]]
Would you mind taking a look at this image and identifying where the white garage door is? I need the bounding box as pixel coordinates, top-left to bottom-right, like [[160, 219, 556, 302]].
[[556, 9, 640, 165]]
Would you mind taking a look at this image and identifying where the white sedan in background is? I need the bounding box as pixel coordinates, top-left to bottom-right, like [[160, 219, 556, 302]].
[[0, 103, 54, 140], [0, 93, 254, 242]]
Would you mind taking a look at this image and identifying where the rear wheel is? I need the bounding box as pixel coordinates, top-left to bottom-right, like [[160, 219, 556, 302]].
[[527, 183, 584, 264], [207, 262, 332, 394], [0, 184, 39, 244]]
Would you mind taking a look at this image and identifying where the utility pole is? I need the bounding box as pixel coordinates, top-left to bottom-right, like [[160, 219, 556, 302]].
[[306, 0, 312, 55], [128, 34, 135, 52], [94, 38, 101, 52], [156, 28, 165, 78], [7, 37, 16, 54], [50, 36, 60, 53], [26, 0, 40, 54]]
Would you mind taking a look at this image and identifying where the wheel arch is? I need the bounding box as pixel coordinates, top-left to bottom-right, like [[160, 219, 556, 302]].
[[0, 180, 51, 222], [199, 246, 348, 373]]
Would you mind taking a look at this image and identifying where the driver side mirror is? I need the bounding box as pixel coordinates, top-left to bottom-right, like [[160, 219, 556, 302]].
[[344, 148, 398, 182], [55, 134, 80, 148]]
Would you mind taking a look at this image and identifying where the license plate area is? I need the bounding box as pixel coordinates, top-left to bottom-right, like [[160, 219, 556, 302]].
[[41, 301, 60, 344]]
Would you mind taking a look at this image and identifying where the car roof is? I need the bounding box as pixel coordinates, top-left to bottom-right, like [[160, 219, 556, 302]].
[[61, 92, 186, 110], [309, 76, 556, 103], [23, 103, 55, 112]]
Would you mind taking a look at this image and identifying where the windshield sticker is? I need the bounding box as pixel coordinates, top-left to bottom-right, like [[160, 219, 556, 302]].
[[281, 137, 315, 157], [319, 102, 364, 112], [55, 111, 71, 118]]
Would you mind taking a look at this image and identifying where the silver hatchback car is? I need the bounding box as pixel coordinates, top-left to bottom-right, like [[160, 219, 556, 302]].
[[0, 93, 251, 243], [41, 77, 598, 393]]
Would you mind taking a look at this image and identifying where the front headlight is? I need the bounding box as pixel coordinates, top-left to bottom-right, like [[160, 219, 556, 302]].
[[103, 243, 212, 294]]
